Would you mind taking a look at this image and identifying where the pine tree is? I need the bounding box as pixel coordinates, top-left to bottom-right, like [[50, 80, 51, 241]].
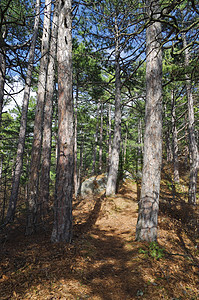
[[26, 0, 52, 234], [39, 2, 59, 218], [51, 0, 74, 243], [136, 0, 163, 242], [6, 0, 41, 223]]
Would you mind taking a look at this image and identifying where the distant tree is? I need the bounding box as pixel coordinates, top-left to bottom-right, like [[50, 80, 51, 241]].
[[6, 0, 40, 224], [72, 40, 105, 188], [171, 89, 180, 184], [0, 0, 34, 126], [0, 49, 6, 128], [182, 33, 199, 204], [106, 25, 122, 195]]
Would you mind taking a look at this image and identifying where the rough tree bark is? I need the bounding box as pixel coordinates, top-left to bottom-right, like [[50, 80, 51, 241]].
[[182, 33, 198, 205], [5, 0, 40, 223], [51, 0, 74, 243], [106, 18, 121, 196], [136, 0, 162, 242], [39, 2, 59, 217], [26, 0, 52, 234]]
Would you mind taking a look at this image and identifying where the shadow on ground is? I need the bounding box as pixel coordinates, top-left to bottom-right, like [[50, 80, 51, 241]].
[[0, 178, 198, 299]]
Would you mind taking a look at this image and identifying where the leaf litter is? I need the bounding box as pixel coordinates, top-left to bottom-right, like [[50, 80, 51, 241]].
[[0, 167, 198, 300]]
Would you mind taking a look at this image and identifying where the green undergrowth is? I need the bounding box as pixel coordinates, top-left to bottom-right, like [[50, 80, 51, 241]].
[[139, 242, 165, 260]]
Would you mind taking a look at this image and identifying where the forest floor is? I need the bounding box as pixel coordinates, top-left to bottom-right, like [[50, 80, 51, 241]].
[[0, 165, 198, 299]]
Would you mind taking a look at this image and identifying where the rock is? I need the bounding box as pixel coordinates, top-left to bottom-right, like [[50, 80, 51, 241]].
[[80, 173, 107, 198], [123, 170, 134, 180]]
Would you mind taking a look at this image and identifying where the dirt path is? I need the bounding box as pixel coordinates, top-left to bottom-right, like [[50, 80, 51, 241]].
[[0, 180, 198, 299]]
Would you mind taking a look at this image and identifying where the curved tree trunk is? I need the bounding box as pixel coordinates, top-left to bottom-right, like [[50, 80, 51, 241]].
[[6, 0, 40, 223], [26, 0, 52, 235], [136, 0, 162, 242], [51, 0, 74, 243]]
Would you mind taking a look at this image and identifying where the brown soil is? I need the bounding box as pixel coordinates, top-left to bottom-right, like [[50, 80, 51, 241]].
[[0, 177, 198, 300]]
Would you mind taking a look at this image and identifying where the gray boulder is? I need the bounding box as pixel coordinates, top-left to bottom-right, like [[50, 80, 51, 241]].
[[80, 173, 107, 198]]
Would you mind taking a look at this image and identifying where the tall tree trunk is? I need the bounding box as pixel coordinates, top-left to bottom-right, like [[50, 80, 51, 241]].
[[0, 155, 3, 189], [26, 0, 52, 234], [136, 0, 162, 242], [5, 0, 40, 223], [0, 49, 6, 128], [92, 102, 100, 175], [39, 3, 58, 218], [123, 124, 128, 167], [107, 103, 112, 172], [182, 33, 198, 204], [106, 20, 121, 196], [137, 118, 143, 172], [77, 130, 84, 195], [171, 90, 180, 183], [99, 101, 103, 173], [164, 104, 173, 162], [2, 167, 7, 223], [74, 80, 79, 197], [51, 0, 74, 243]]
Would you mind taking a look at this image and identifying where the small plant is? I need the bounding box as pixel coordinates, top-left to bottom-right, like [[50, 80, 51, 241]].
[[139, 242, 165, 260], [166, 180, 173, 191]]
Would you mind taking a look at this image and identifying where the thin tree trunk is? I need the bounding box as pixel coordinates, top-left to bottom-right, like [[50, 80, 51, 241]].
[[166, 129, 173, 162], [106, 19, 121, 196], [136, 0, 162, 242], [2, 167, 7, 223], [54, 96, 58, 163], [51, 0, 74, 243], [0, 155, 3, 190], [171, 90, 180, 183], [137, 118, 143, 172], [92, 102, 100, 175], [99, 102, 103, 173], [74, 80, 79, 197], [107, 103, 112, 172], [26, 0, 52, 234], [182, 33, 198, 204], [0, 49, 6, 128], [5, 0, 40, 223], [164, 104, 173, 162], [77, 130, 84, 195], [39, 3, 58, 218], [123, 124, 128, 167]]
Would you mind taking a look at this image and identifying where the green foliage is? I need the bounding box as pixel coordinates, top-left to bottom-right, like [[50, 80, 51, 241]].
[[139, 242, 165, 260]]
